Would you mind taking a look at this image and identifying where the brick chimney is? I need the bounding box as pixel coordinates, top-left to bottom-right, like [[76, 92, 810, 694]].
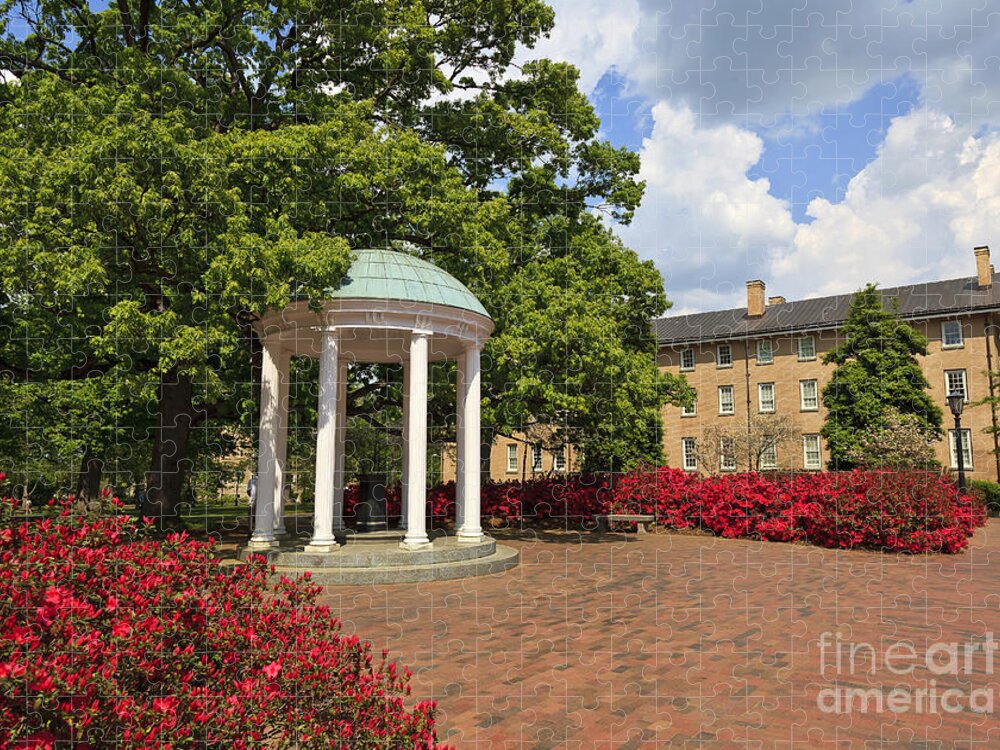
[[747, 280, 766, 318], [975, 245, 992, 288], [767, 295, 786, 306]]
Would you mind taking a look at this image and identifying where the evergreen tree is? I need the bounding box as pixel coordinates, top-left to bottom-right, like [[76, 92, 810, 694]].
[[821, 284, 943, 470]]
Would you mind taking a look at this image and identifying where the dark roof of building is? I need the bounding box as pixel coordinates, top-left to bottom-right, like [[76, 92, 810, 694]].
[[654, 273, 1000, 346]]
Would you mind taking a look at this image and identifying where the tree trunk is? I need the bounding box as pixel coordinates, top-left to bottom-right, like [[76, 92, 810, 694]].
[[77, 450, 103, 502], [144, 370, 195, 529]]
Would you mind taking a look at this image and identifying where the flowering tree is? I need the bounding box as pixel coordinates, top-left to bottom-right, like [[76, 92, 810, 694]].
[[696, 414, 800, 474], [845, 406, 941, 470], [0, 493, 447, 749]]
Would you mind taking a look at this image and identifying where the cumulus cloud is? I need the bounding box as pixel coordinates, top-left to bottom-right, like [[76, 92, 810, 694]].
[[628, 0, 1000, 128], [618, 101, 796, 313], [624, 103, 1000, 310], [519, 0, 641, 95], [775, 110, 1000, 297], [534, 0, 1000, 311]]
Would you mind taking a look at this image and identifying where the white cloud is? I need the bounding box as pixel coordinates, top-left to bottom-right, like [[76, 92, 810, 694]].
[[774, 110, 1000, 297], [626, 104, 1000, 310], [520, 0, 641, 95], [618, 101, 796, 312], [628, 0, 1000, 128], [533, 0, 1000, 312]]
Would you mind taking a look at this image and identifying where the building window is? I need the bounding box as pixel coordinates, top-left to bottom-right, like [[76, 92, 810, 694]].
[[757, 340, 774, 365], [718, 385, 735, 415], [682, 438, 697, 471], [949, 429, 973, 470], [506, 444, 518, 473], [532, 443, 543, 472], [942, 321, 964, 349], [717, 344, 732, 368], [680, 348, 695, 371], [758, 382, 775, 413], [797, 336, 816, 361], [720, 438, 737, 472], [803, 434, 822, 470], [800, 379, 819, 411], [554, 446, 566, 471], [760, 440, 778, 470], [945, 369, 968, 402], [681, 396, 697, 417]]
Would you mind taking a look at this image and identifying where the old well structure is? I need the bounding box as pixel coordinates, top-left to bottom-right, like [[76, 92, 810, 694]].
[[242, 249, 518, 583]]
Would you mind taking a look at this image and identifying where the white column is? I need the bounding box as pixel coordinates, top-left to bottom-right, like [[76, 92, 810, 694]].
[[401, 331, 431, 549], [399, 363, 409, 530], [457, 345, 484, 542], [454, 355, 466, 533], [333, 359, 348, 532], [273, 349, 291, 536], [248, 340, 280, 549], [307, 331, 341, 552]]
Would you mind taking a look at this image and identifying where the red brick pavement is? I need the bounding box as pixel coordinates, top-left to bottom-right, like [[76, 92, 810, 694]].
[[320, 523, 1000, 749]]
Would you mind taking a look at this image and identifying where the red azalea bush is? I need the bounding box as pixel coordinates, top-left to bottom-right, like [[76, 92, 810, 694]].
[[607, 468, 985, 553], [341, 476, 613, 528], [337, 467, 983, 553], [0, 496, 447, 750]]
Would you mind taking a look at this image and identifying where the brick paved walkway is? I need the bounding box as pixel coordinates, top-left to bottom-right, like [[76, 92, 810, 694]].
[[320, 522, 1000, 749]]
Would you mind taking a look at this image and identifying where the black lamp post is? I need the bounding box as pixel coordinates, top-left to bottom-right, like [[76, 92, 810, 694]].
[[947, 390, 967, 494]]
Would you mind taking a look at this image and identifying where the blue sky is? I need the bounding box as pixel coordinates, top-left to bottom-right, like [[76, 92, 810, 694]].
[[595, 70, 922, 223], [531, 0, 1000, 314]]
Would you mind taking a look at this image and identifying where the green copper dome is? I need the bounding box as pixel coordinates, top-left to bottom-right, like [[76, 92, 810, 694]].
[[325, 249, 490, 318]]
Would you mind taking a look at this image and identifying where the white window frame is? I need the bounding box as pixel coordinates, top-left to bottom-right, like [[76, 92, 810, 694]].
[[758, 382, 775, 413], [759, 440, 778, 470], [756, 340, 774, 365], [506, 443, 518, 473], [799, 379, 819, 411], [532, 443, 543, 472], [716, 344, 733, 369], [681, 396, 697, 417], [945, 369, 968, 402], [942, 321, 965, 349], [718, 385, 735, 415], [682, 438, 698, 471], [949, 429, 973, 470], [554, 446, 566, 471], [803, 434, 822, 470], [680, 348, 695, 371], [797, 336, 816, 361], [719, 438, 737, 472]]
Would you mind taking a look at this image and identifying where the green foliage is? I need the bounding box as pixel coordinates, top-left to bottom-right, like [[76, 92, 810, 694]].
[[820, 284, 943, 470], [0, 0, 684, 507], [969, 479, 1000, 516]]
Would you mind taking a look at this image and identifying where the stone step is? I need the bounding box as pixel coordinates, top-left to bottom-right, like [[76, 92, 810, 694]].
[[239, 536, 497, 568], [268, 544, 519, 585]]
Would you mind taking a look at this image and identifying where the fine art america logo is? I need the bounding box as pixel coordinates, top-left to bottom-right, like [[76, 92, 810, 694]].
[[817, 631, 997, 715]]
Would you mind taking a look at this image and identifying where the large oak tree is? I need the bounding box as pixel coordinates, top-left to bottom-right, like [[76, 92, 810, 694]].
[[0, 0, 689, 521]]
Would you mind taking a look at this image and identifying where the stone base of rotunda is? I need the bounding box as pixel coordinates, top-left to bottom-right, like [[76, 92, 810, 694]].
[[233, 533, 518, 585]]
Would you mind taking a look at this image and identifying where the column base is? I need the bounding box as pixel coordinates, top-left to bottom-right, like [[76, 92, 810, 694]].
[[456, 529, 485, 544], [246, 538, 279, 551], [305, 540, 341, 553], [399, 536, 432, 551]]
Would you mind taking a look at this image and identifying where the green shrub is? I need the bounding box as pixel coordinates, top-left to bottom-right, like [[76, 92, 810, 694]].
[[970, 480, 1000, 516]]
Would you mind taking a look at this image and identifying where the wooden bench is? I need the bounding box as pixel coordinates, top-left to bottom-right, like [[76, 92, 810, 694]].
[[593, 514, 655, 534]]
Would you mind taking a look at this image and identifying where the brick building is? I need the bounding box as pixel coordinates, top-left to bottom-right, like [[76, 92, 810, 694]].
[[655, 246, 1000, 481], [440, 431, 580, 483]]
